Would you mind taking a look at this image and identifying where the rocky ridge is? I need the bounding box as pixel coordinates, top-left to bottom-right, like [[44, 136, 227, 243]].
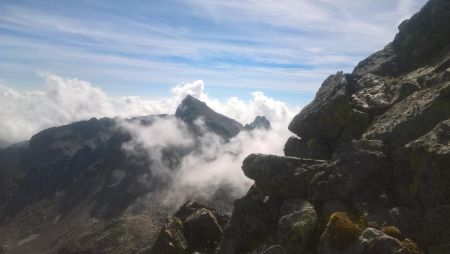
[[154, 0, 450, 253]]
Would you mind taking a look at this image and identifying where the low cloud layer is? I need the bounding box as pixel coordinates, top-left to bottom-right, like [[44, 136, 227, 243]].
[[0, 74, 296, 146], [120, 116, 291, 207]]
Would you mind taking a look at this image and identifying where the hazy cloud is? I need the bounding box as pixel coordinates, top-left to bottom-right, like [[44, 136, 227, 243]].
[[119, 115, 291, 207]]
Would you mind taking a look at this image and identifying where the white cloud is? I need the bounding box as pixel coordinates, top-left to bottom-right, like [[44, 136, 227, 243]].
[[118, 115, 291, 207], [0, 74, 296, 147], [164, 124, 290, 206]]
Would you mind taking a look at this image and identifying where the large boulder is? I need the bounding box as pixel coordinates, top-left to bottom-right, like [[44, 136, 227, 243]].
[[242, 154, 330, 198], [287, 72, 369, 159], [183, 208, 223, 253], [288, 72, 359, 140]]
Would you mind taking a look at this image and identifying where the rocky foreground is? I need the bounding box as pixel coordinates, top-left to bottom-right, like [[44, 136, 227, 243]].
[[152, 0, 450, 253]]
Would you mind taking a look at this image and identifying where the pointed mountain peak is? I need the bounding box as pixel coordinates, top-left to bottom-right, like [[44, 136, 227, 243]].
[[175, 95, 208, 119], [245, 116, 271, 130], [175, 95, 243, 138]]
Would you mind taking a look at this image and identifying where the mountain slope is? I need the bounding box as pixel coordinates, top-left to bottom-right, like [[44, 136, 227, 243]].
[[0, 96, 267, 254]]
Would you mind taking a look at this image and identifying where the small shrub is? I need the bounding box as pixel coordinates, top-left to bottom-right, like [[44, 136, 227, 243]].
[[382, 226, 403, 240], [326, 212, 361, 250]]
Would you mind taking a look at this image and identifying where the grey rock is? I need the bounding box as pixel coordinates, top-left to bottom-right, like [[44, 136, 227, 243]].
[[353, 0, 450, 76], [392, 0, 450, 73], [351, 74, 420, 116], [353, 43, 400, 78], [288, 72, 364, 143], [242, 154, 330, 198], [363, 83, 450, 147]]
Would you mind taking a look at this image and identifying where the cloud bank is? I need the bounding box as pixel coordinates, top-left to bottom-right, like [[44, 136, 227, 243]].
[[0, 74, 296, 147], [120, 116, 291, 207]]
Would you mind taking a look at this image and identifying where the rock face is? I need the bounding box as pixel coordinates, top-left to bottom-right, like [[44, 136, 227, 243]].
[[353, 0, 450, 77], [160, 1, 449, 253]]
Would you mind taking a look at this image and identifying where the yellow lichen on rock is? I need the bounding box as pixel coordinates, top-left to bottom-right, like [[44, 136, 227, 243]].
[[381, 226, 403, 240], [326, 212, 361, 250]]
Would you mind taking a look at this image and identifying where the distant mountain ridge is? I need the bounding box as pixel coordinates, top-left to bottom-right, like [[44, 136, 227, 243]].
[[0, 96, 271, 254]]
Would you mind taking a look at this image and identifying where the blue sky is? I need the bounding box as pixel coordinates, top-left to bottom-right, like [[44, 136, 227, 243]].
[[0, 0, 426, 106]]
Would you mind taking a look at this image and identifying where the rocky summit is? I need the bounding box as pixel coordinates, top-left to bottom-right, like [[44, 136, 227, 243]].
[[154, 0, 450, 253]]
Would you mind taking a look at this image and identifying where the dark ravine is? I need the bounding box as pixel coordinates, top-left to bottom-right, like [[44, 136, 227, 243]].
[[153, 0, 450, 253]]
